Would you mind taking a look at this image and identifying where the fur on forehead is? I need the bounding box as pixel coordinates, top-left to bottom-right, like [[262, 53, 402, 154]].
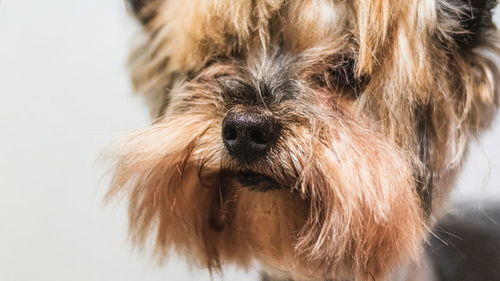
[[128, 0, 498, 68]]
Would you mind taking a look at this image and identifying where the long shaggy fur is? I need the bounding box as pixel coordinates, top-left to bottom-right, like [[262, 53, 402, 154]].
[[108, 72, 424, 279], [109, 0, 500, 280]]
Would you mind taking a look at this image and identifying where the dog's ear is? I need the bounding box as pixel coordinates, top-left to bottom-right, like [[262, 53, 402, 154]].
[[125, 0, 156, 25], [439, 0, 498, 48]]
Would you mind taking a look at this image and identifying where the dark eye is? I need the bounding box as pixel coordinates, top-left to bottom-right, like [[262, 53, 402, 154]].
[[330, 57, 355, 87], [314, 56, 369, 98]]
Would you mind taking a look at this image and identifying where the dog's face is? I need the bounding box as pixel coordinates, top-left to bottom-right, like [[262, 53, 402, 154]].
[[110, 1, 500, 280]]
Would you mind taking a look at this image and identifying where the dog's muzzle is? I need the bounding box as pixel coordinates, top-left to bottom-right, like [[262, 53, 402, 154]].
[[222, 109, 282, 192]]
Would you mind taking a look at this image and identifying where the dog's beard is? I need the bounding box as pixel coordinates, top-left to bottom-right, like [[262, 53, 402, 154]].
[[108, 107, 425, 280]]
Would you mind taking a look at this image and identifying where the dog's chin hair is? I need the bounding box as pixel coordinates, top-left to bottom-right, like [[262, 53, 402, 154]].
[[107, 110, 425, 280]]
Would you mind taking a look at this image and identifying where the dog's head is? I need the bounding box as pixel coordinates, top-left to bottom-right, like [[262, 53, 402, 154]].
[[109, 0, 500, 280]]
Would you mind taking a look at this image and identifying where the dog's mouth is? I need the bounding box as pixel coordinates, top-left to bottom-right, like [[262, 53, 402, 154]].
[[236, 170, 280, 192]]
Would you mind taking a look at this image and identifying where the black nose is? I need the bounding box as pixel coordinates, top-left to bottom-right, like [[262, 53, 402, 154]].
[[222, 110, 279, 162]]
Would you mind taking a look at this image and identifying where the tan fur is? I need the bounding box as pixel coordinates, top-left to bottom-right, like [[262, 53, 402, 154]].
[[109, 0, 500, 280], [108, 71, 424, 279]]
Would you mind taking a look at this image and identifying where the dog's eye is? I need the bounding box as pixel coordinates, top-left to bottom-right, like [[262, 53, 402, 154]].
[[309, 56, 369, 98], [327, 57, 368, 97], [330, 57, 356, 88]]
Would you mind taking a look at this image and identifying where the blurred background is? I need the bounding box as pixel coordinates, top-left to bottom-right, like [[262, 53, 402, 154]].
[[0, 1, 499, 280]]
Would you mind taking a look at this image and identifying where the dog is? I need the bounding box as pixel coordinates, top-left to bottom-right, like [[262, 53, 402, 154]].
[[107, 0, 500, 280]]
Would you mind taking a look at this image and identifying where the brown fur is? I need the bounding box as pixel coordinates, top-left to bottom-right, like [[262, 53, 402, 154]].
[[109, 0, 500, 280]]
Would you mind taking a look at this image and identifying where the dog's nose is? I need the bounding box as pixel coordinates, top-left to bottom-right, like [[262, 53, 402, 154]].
[[222, 110, 279, 162]]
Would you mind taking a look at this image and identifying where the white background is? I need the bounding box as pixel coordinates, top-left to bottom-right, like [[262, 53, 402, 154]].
[[0, 1, 499, 280]]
